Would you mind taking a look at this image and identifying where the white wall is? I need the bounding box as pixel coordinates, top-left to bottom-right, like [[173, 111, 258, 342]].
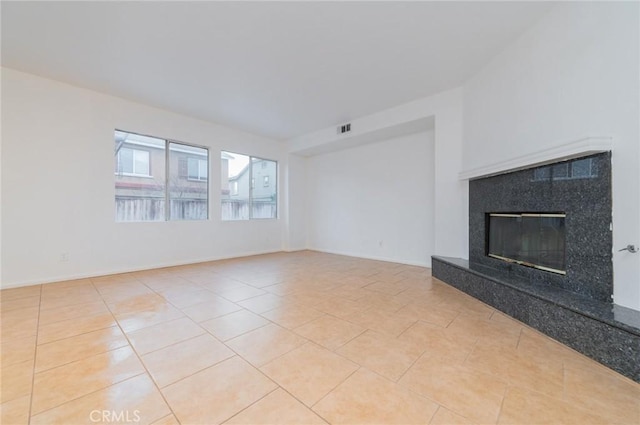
[[282, 154, 308, 251], [288, 88, 467, 262], [306, 131, 435, 266], [463, 2, 640, 310], [1, 68, 288, 288]]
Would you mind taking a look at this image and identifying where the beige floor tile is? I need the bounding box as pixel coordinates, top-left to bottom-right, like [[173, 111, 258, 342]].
[[355, 290, 407, 310], [562, 360, 640, 424], [398, 321, 475, 366], [98, 284, 156, 305], [201, 309, 270, 341], [138, 275, 195, 291], [201, 278, 247, 294], [238, 293, 284, 314], [0, 395, 31, 425], [314, 368, 438, 424], [429, 406, 476, 425], [464, 343, 564, 398], [363, 280, 410, 296], [0, 285, 41, 302], [162, 356, 277, 424], [41, 278, 94, 291], [313, 297, 371, 319], [336, 330, 423, 381], [31, 346, 144, 415], [261, 305, 325, 329], [397, 302, 460, 327], [0, 359, 33, 403], [37, 311, 117, 345], [114, 303, 184, 333], [38, 302, 109, 326], [150, 414, 180, 425], [261, 342, 359, 406], [0, 295, 41, 312], [225, 388, 327, 424], [180, 296, 242, 322], [399, 354, 507, 424], [516, 327, 578, 363], [217, 285, 267, 302], [497, 386, 609, 424], [35, 326, 128, 372], [142, 334, 234, 387], [226, 323, 307, 367], [107, 293, 173, 316], [445, 297, 496, 320], [324, 285, 372, 301], [294, 315, 365, 350], [1, 253, 636, 425], [127, 317, 205, 355], [1, 307, 39, 341], [347, 308, 417, 337], [0, 335, 36, 367], [160, 289, 222, 309], [281, 290, 332, 308], [30, 374, 170, 425], [92, 273, 139, 285], [115, 303, 184, 333], [262, 281, 304, 296], [237, 274, 285, 288], [40, 290, 103, 311]]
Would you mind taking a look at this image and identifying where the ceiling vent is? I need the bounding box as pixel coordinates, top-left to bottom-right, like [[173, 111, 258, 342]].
[[337, 123, 352, 135]]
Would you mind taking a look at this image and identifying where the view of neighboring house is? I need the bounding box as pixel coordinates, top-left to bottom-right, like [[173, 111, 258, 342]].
[[114, 130, 208, 221], [221, 151, 277, 220]]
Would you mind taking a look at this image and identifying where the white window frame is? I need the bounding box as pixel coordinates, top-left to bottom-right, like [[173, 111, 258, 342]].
[[116, 147, 151, 177], [187, 157, 208, 181]]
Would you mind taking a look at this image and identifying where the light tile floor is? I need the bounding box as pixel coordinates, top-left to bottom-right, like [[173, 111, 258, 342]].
[[1, 251, 639, 424]]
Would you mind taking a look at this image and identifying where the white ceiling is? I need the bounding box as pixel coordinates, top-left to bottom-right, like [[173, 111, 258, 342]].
[[1, 1, 554, 140]]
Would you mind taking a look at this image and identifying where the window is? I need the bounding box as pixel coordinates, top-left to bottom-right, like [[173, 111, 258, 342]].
[[187, 158, 208, 181], [221, 151, 277, 220], [116, 147, 150, 176], [532, 157, 597, 182], [115, 130, 208, 222]]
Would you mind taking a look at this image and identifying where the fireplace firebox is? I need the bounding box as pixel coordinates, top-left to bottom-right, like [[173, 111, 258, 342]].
[[487, 213, 566, 274]]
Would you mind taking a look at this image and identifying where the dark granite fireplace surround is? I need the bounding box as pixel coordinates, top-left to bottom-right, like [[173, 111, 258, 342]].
[[470, 153, 612, 302], [432, 152, 640, 382]]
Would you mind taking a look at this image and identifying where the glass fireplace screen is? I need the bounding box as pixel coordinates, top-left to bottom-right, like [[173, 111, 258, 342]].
[[487, 213, 566, 275]]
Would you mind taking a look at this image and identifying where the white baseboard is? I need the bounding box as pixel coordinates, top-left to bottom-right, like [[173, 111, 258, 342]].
[[0, 249, 283, 290], [306, 246, 432, 268]]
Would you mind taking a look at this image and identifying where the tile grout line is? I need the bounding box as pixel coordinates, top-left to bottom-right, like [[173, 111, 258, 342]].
[[26, 283, 43, 425], [91, 277, 182, 424]]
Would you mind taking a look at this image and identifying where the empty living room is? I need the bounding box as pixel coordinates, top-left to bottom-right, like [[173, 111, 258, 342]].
[[2, 1, 639, 424]]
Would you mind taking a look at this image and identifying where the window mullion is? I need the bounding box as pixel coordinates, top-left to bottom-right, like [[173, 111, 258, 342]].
[[249, 157, 253, 219], [165, 141, 170, 221]]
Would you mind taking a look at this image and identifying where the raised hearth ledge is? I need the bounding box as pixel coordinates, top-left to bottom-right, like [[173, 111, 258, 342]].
[[432, 255, 640, 383], [458, 136, 612, 180]]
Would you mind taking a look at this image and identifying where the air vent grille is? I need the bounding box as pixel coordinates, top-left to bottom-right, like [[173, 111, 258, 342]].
[[337, 123, 352, 134]]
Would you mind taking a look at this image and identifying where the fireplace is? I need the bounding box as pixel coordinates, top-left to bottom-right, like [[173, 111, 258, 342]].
[[432, 151, 640, 383], [468, 153, 612, 302], [487, 212, 566, 274]]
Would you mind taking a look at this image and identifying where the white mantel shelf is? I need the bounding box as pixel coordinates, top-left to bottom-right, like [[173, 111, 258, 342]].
[[459, 136, 613, 180]]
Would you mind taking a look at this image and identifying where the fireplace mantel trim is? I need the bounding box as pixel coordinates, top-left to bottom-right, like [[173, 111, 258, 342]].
[[459, 136, 612, 180]]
